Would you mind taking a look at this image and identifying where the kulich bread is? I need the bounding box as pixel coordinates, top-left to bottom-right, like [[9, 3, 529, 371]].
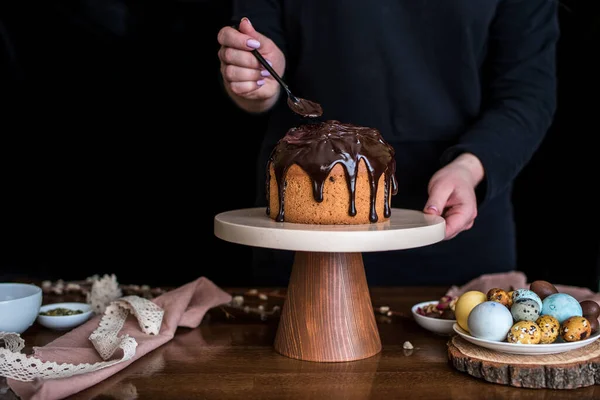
[[267, 161, 389, 224], [266, 120, 397, 224]]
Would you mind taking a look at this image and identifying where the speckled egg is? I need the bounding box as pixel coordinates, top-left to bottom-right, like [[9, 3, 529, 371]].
[[536, 315, 560, 344], [511, 298, 541, 322], [487, 288, 511, 308], [512, 289, 543, 310], [507, 320, 542, 344], [541, 293, 583, 324], [560, 316, 592, 342], [467, 301, 514, 342]]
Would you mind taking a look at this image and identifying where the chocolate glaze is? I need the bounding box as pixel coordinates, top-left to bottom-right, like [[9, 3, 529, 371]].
[[266, 120, 398, 223], [287, 97, 323, 118]]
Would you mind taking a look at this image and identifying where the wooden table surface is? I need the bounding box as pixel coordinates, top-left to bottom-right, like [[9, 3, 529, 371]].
[[6, 286, 600, 399]]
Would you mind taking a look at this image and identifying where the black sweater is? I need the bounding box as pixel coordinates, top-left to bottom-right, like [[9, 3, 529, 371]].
[[232, 0, 559, 286]]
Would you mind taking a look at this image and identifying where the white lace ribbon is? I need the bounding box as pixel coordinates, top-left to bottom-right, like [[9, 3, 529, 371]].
[[0, 296, 164, 382]]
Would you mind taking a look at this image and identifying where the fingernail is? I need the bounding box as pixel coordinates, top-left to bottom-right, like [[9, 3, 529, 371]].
[[257, 80, 265, 86], [260, 70, 270, 77], [426, 205, 439, 214], [247, 39, 260, 49], [241, 17, 251, 26]]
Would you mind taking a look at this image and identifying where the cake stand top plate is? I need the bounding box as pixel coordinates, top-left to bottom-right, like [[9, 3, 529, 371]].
[[214, 207, 445, 252]]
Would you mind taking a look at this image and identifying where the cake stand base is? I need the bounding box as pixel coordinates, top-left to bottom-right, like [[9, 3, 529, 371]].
[[214, 207, 445, 363], [274, 251, 381, 362]]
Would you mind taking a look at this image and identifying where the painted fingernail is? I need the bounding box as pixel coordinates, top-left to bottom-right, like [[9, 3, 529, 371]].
[[426, 205, 439, 213], [241, 17, 252, 26], [257, 80, 265, 86], [247, 39, 260, 49], [260, 70, 270, 77], [266, 59, 273, 66]]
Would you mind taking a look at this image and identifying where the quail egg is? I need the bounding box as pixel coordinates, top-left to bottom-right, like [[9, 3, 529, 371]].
[[512, 289, 543, 310], [536, 315, 560, 344], [560, 316, 592, 342], [507, 320, 542, 344], [511, 298, 541, 322], [487, 287, 511, 308]]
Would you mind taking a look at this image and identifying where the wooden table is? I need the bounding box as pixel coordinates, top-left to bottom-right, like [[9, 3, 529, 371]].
[[5, 286, 600, 399]]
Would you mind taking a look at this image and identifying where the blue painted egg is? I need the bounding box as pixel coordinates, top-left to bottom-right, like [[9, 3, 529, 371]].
[[512, 289, 542, 310], [541, 293, 583, 324], [467, 301, 514, 341]]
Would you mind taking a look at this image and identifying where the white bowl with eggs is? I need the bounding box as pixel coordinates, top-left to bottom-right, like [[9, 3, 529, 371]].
[[412, 300, 456, 335], [452, 281, 600, 355], [453, 323, 600, 355]]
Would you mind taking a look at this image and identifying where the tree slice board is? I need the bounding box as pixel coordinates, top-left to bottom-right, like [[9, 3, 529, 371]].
[[447, 335, 600, 389]]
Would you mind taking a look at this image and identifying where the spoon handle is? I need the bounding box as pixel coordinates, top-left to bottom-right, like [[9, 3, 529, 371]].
[[251, 50, 298, 102]]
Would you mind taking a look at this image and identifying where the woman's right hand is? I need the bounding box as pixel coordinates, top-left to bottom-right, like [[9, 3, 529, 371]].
[[217, 17, 285, 110]]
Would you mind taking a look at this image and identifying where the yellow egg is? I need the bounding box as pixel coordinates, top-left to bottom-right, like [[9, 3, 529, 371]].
[[455, 290, 487, 332]]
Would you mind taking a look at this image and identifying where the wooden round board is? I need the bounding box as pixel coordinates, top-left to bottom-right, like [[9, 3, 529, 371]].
[[448, 335, 600, 389]]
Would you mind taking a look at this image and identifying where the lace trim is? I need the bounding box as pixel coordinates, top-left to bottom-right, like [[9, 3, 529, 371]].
[[0, 296, 164, 382]]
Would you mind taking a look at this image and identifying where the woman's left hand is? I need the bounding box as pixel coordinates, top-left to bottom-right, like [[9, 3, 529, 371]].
[[423, 153, 485, 240]]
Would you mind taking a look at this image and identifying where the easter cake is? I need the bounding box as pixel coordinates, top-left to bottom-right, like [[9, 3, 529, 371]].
[[265, 120, 397, 224]]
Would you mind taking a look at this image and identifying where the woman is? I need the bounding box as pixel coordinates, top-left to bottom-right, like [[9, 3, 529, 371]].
[[217, 1, 559, 286]]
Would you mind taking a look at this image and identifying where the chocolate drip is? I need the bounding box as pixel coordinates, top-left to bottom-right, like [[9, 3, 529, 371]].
[[266, 120, 398, 223]]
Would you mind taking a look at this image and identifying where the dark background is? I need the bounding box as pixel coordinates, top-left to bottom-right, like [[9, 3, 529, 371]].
[[0, 1, 598, 289]]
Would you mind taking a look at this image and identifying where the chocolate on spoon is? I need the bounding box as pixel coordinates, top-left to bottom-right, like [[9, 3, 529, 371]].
[[250, 49, 323, 118]]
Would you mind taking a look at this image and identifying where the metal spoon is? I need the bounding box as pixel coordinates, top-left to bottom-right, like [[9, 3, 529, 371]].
[[250, 49, 323, 118]]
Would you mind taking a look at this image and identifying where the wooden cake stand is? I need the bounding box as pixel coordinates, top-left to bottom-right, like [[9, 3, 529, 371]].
[[213, 207, 445, 362]]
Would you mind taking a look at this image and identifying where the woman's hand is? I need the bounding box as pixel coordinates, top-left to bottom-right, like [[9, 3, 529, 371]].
[[423, 153, 485, 240], [217, 17, 285, 112]]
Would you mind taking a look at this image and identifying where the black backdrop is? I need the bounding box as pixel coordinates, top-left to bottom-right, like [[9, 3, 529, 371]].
[[1, 1, 598, 289]]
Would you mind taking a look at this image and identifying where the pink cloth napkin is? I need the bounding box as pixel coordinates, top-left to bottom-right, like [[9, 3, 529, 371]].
[[8, 277, 232, 400], [445, 271, 600, 305]]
